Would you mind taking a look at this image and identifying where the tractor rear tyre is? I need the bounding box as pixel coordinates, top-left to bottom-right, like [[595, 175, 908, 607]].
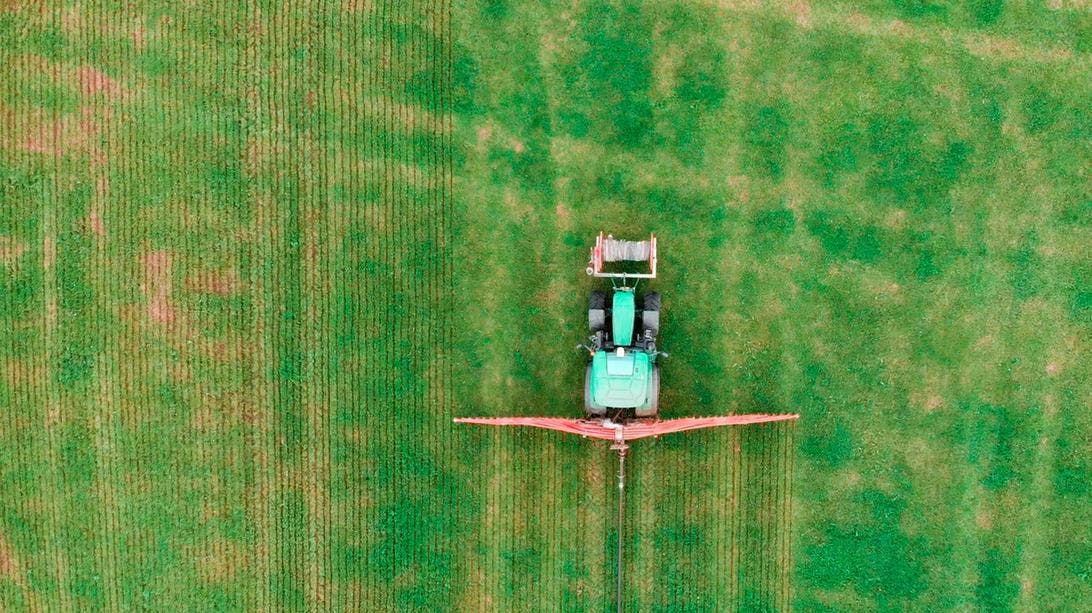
[[585, 365, 605, 416], [642, 292, 660, 336], [589, 291, 607, 333], [636, 366, 659, 418]]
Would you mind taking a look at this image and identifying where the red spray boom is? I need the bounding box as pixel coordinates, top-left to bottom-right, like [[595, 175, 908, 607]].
[[454, 413, 798, 442]]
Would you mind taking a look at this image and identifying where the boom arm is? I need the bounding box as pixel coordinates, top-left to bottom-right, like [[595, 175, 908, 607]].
[[453, 414, 798, 441]]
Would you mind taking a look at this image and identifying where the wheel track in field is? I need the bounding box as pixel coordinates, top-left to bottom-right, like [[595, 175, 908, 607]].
[[81, 7, 125, 610], [38, 8, 74, 606], [0, 44, 45, 610], [298, 1, 333, 607], [241, 3, 272, 608]]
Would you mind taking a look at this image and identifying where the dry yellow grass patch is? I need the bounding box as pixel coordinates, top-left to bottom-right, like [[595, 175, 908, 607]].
[[361, 157, 429, 190], [476, 124, 494, 145], [196, 539, 247, 584], [883, 208, 908, 231], [719, 2, 1077, 66], [790, 0, 812, 28], [0, 358, 33, 393], [243, 134, 285, 175], [0, 236, 27, 269], [1048, 0, 1091, 8], [141, 250, 177, 326], [554, 201, 572, 227], [963, 33, 1072, 63], [11, 53, 133, 102], [975, 507, 993, 530], [185, 267, 240, 296], [651, 45, 684, 98], [0, 531, 37, 609], [76, 65, 129, 99], [727, 175, 750, 204], [502, 187, 535, 220], [0, 533, 14, 578], [130, 19, 147, 50], [12, 105, 105, 159], [88, 175, 108, 237], [359, 94, 449, 134], [341, 0, 372, 12]]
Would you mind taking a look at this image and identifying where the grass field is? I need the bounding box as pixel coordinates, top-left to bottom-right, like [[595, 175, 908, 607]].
[[1, 0, 1089, 611]]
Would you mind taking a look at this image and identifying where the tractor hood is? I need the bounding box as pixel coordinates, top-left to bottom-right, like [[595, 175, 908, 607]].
[[590, 349, 650, 408], [611, 290, 635, 346]]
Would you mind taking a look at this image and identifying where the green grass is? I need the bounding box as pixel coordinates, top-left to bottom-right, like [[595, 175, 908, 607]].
[[1, 0, 1089, 611], [453, 0, 1089, 610]]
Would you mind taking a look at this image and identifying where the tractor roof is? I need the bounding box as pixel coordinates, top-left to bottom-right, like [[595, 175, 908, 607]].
[[590, 350, 650, 408]]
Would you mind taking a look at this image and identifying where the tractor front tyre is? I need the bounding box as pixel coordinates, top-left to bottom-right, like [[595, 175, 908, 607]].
[[642, 292, 660, 311], [636, 366, 660, 418], [589, 291, 607, 333], [641, 292, 660, 336], [585, 365, 606, 416]]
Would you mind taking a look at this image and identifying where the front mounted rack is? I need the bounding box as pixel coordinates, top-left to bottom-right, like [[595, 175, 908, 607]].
[[586, 232, 657, 279]]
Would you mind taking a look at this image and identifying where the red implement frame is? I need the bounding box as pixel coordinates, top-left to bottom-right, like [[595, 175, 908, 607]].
[[454, 414, 798, 441]]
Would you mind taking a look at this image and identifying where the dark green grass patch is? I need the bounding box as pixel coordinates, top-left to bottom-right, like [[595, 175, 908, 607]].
[[802, 484, 929, 605], [742, 104, 791, 181], [572, 0, 655, 147]]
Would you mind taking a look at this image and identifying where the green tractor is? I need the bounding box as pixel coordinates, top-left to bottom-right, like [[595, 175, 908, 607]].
[[457, 231, 800, 613], [583, 233, 664, 418]]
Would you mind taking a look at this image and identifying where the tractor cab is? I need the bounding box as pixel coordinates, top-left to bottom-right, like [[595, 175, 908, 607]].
[[583, 234, 661, 418], [589, 347, 653, 411]]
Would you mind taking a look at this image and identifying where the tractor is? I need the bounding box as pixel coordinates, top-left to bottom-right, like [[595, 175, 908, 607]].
[[455, 232, 798, 613], [582, 232, 663, 418]]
